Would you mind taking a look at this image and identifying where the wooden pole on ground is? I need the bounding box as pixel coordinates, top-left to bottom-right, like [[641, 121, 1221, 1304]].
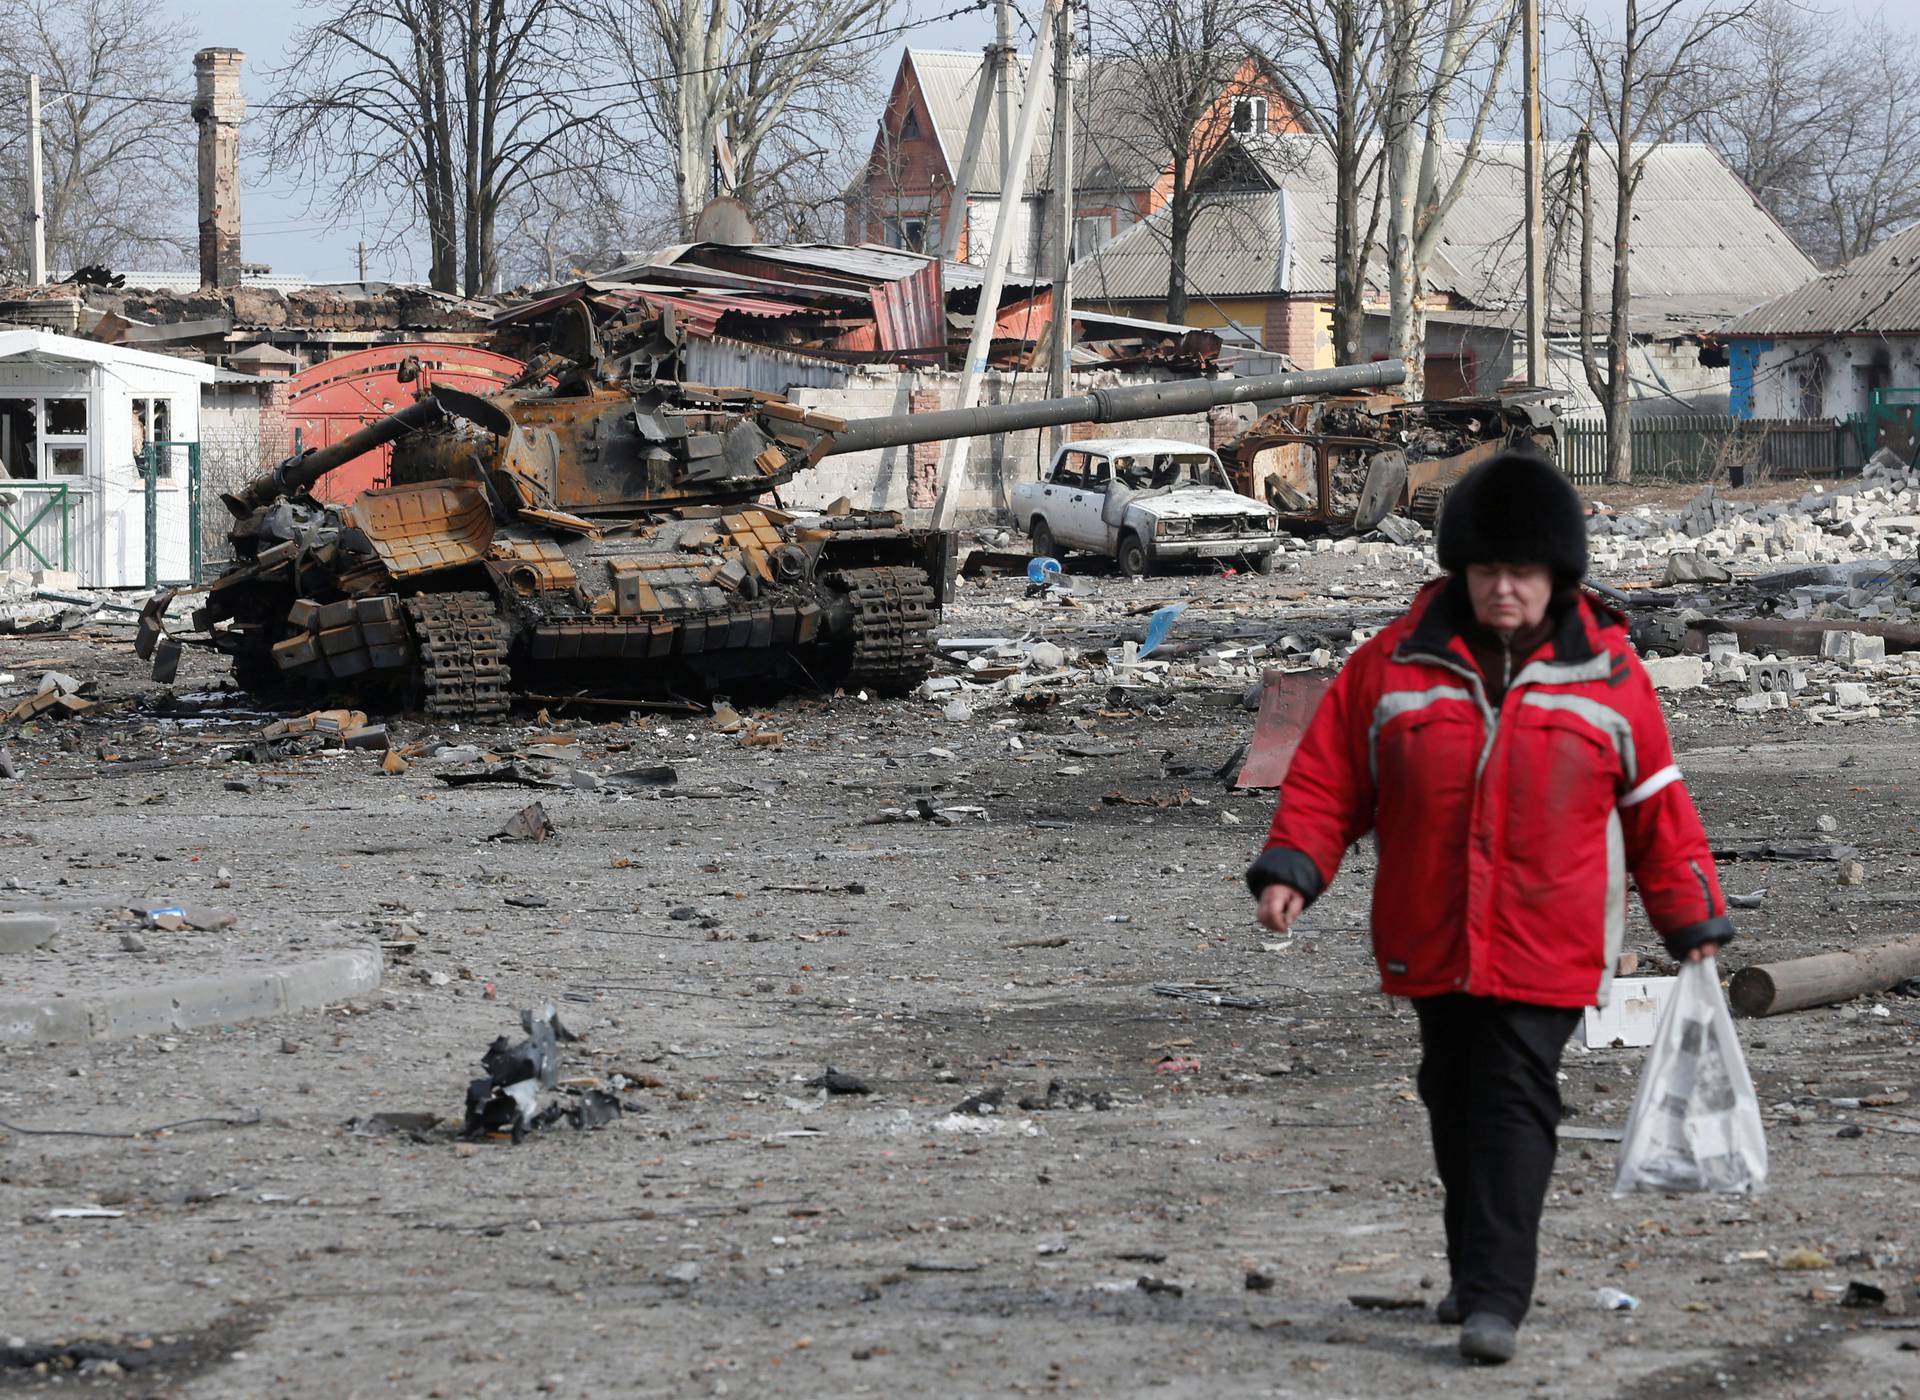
[[1728, 934, 1920, 1017]]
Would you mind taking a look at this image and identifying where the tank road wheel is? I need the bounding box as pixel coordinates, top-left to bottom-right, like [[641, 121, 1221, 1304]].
[[839, 566, 936, 694], [405, 591, 512, 720], [1029, 516, 1059, 560]]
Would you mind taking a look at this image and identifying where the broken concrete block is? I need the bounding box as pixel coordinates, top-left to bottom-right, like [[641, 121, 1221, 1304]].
[[1832, 682, 1873, 707], [1733, 693, 1775, 714], [0, 913, 58, 954], [1845, 633, 1886, 666], [1025, 641, 1067, 671], [1839, 859, 1868, 886], [1643, 655, 1706, 691]]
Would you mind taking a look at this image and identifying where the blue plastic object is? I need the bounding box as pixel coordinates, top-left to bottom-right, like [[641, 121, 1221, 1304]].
[[1139, 602, 1188, 658], [1026, 556, 1063, 584]]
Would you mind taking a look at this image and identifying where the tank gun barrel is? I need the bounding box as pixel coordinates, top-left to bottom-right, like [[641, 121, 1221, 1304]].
[[224, 397, 448, 516], [821, 360, 1406, 458]]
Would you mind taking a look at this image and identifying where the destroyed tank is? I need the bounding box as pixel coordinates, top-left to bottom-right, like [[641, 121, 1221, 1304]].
[[137, 344, 1404, 718]]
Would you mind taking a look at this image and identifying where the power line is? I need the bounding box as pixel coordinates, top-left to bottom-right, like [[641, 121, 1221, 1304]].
[[16, 0, 992, 114]]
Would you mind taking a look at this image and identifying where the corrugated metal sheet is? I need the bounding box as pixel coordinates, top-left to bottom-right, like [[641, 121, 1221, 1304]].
[[871, 258, 945, 357], [683, 337, 849, 394], [1074, 136, 1817, 333], [1721, 221, 1920, 338]]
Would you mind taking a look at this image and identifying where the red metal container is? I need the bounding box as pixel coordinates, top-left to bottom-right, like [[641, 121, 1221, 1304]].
[[287, 344, 526, 502]]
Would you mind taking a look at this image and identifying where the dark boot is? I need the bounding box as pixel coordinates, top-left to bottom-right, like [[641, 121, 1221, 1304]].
[[1435, 1291, 1462, 1325], [1459, 1312, 1518, 1364]]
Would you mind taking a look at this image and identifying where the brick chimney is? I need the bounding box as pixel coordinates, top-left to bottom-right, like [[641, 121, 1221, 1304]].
[[193, 48, 245, 289]]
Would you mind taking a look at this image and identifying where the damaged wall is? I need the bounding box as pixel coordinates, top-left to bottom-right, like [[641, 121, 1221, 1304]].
[[1742, 338, 1920, 423], [780, 364, 1223, 522]]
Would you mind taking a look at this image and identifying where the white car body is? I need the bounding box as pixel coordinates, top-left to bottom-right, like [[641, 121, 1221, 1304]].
[[1010, 438, 1282, 573]]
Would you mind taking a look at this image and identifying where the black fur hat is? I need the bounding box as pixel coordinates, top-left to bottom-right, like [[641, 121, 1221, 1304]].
[[1435, 449, 1588, 585]]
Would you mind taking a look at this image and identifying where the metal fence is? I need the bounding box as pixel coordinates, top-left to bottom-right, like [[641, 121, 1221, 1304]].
[[0, 481, 76, 573], [1557, 416, 1864, 485]]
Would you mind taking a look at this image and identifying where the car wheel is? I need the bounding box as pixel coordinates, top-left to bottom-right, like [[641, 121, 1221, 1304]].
[[1029, 516, 1058, 559], [1248, 550, 1278, 575], [1117, 531, 1149, 578]]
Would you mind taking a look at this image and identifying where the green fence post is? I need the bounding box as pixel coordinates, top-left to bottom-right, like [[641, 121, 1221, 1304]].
[[142, 444, 156, 588], [188, 443, 202, 583]]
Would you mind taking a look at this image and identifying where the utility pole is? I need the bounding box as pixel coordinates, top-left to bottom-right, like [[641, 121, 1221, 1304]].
[[931, 0, 1064, 530], [357, 240, 368, 282], [995, 0, 1015, 202], [1522, 0, 1546, 388], [942, 42, 1005, 260], [27, 75, 45, 286], [1045, 0, 1075, 464]]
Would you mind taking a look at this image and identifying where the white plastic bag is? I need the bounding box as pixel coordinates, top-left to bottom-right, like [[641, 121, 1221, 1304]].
[[1613, 957, 1767, 1196]]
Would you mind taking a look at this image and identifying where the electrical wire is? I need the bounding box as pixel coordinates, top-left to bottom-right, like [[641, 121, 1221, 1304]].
[[16, 0, 993, 114]]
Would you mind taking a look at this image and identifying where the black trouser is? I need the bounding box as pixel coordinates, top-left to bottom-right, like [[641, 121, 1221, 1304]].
[[1413, 994, 1581, 1326]]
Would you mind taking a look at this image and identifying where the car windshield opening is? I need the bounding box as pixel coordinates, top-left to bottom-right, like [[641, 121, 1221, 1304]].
[[1114, 453, 1226, 491]]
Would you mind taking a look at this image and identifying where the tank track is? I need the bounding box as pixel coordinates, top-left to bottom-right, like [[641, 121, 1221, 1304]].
[[840, 566, 936, 693], [1410, 480, 1455, 530], [406, 591, 512, 720]]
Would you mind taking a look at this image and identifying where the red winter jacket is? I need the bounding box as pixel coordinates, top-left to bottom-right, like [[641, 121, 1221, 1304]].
[[1247, 578, 1732, 1009]]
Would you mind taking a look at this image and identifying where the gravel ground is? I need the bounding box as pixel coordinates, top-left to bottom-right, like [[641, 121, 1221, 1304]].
[[2, 556, 1918, 1399]]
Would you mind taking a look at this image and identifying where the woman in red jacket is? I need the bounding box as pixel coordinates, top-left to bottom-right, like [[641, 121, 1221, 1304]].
[[1247, 452, 1731, 1364]]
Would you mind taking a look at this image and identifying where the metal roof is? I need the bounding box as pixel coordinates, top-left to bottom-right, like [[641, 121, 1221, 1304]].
[[1719, 221, 1920, 338], [1075, 136, 1816, 333]]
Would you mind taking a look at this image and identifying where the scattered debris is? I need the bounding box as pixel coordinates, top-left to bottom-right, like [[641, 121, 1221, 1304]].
[[805, 1066, 872, 1096], [490, 802, 555, 843], [461, 1004, 617, 1144], [1595, 1288, 1640, 1311]]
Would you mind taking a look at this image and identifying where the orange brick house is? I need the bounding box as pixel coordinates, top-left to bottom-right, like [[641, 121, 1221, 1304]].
[[850, 47, 1295, 275]]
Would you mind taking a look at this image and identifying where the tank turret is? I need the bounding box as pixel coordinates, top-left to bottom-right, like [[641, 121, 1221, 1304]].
[[150, 356, 1406, 717]]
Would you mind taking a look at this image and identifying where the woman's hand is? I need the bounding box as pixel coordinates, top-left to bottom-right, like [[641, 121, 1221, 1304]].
[[1685, 941, 1721, 963], [1257, 884, 1306, 933]]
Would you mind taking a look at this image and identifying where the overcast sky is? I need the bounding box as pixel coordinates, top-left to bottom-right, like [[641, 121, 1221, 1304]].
[[186, 0, 1891, 284]]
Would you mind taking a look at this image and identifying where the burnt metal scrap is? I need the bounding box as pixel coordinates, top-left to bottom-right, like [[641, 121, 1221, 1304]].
[[1223, 387, 1558, 535], [462, 1003, 623, 1142], [136, 322, 1403, 717]]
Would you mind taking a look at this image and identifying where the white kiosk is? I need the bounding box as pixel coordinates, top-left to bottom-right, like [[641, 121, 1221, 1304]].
[[0, 330, 216, 588]]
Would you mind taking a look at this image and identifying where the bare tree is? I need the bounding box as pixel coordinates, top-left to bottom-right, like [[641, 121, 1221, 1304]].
[[268, 0, 612, 296], [1689, 1, 1920, 268], [1562, 0, 1754, 482], [1259, 0, 1387, 365], [1086, 0, 1264, 322], [0, 0, 196, 278], [1377, 0, 1521, 399], [593, 0, 894, 238]]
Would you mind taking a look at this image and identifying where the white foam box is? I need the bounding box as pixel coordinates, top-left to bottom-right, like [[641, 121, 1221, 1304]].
[[1578, 977, 1677, 1049]]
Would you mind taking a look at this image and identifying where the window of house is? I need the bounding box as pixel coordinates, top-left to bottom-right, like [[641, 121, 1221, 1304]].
[[48, 446, 85, 477], [1232, 96, 1268, 134], [0, 399, 37, 479], [132, 397, 175, 478], [44, 398, 86, 434], [885, 217, 929, 252], [1072, 214, 1114, 259], [899, 107, 921, 140]]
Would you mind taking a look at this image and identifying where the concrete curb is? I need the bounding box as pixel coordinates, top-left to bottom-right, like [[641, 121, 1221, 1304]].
[[0, 948, 383, 1048]]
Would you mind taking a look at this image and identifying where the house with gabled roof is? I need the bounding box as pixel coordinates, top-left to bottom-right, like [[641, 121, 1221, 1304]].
[[1715, 221, 1920, 428], [1073, 132, 1817, 414], [849, 47, 1296, 276]]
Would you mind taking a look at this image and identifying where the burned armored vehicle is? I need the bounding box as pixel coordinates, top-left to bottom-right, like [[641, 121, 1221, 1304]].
[[1224, 387, 1560, 534], [138, 347, 1404, 718]]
